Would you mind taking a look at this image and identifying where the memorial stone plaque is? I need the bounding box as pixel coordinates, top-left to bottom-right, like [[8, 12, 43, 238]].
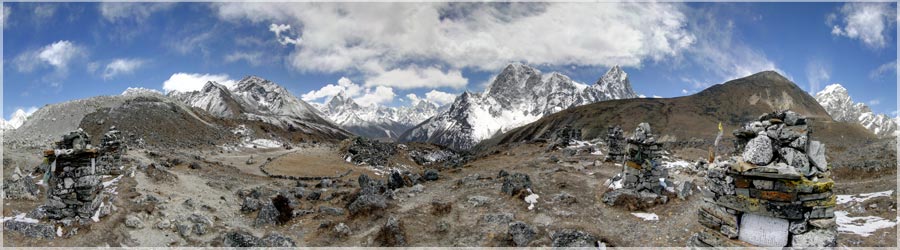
[[738, 213, 790, 247]]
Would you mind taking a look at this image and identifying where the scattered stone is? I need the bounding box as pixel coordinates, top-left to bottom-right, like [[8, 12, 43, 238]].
[[3, 220, 56, 239], [388, 170, 406, 190], [2, 166, 39, 200], [468, 195, 491, 207], [551, 192, 577, 205], [348, 194, 387, 216], [223, 230, 260, 247], [344, 137, 396, 167], [125, 215, 144, 229], [430, 199, 452, 216], [375, 216, 407, 247], [423, 169, 439, 181], [334, 223, 351, 236], [241, 197, 261, 213], [551, 229, 599, 247], [155, 220, 171, 230], [508, 221, 536, 247], [676, 181, 694, 200], [254, 201, 279, 227], [319, 206, 346, 216], [259, 232, 297, 247], [791, 228, 836, 247], [246, 156, 255, 165], [481, 213, 514, 224], [501, 173, 532, 196]]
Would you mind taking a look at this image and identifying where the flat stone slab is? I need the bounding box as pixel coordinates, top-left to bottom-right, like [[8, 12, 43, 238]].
[[738, 213, 789, 247]]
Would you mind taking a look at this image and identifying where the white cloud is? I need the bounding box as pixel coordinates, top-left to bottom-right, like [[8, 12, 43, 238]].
[[162, 73, 236, 93], [355, 86, 396, 106], [169, 30, 214, 55], [225, 51, 265, 66], [301, 77, 364, 102], [869, 60, 897, 80], [652, 95, 662, 98], [3, 5, 10, 28], [33, 4, 55, 20], [681, 89, 689, 94], [806, 60, 830, 93], [269, 23, 301, 46], [14, 40, 85, 75], [103, 58, 145, 79], [829, 3, 896, 49], [100, 2, 174, 22], [424, 90, 456, 106], [406, 93, 422, 104], [214, 3, 695, 88], [868, 99, 881, 106], [687, 12, 780, 86], [364, 66, 468, 90]]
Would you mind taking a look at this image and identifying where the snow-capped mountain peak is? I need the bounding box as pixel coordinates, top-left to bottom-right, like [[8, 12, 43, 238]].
[[1, 109, 31, 131], [314, 90, 440, 139], [815, 83, 896, 137], [400, 63, 640, 150]]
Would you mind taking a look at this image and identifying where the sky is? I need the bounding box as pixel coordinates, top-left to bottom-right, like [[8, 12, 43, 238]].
[[2, 2, 897, 120]]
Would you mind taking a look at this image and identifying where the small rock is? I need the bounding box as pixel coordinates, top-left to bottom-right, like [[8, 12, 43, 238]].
[[189, 162, 201, 169], [223, 230, 260, 247], [742, 135, 773, 165], [551, 229, 599, 247], [468, 195, 491, 207], [334, 223, 351, 236], [508, 221, 536, 247], [501, 173, 532, 196], [423, 169, 439, 181], [155, 220, 171, 230], [319, 206, 346, 216], [259, 232, 297, 247], [375, 216, 407, 247], [125, 215, 144, 229], [241, 197, 261, 213], [552, 192, 577, 205]]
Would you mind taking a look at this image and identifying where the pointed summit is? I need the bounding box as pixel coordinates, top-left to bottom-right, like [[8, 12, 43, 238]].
[[201, 81, 228, 93]]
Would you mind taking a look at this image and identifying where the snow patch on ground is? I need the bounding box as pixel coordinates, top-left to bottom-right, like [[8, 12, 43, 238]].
[[1, 213, 38, 223], [240, 139, 282, 149], [835, 211, 896, 237], [631, 212, 659, 221], [836, 190, 894, 204], [102, 175, 122, 188], [662, 159, 692, 169], [524, 190, 539, 210]]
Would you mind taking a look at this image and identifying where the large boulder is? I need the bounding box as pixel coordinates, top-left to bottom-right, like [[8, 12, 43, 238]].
[[254, 201, 278, 227], [348, 194, 387, 216], [742, 135, 773, 165], [375, 216, 407, 246]]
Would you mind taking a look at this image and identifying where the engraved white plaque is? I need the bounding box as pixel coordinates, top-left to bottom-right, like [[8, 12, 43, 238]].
[[738, 213, 789, 247]]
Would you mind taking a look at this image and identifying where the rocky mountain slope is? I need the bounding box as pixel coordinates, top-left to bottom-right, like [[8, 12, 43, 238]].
[[312, 91, 440, 139], [480, 71, 876, 152], [814, 84, 898, 137], [168, 76, 350, 139], [400, 64, 639, 150]]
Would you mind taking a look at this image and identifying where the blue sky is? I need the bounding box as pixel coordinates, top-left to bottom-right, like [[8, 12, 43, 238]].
[[3, 2, 897, 120]]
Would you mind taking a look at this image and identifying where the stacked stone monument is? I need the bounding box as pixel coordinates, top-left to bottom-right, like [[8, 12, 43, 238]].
[[601, 123, 672, 208], [604, 125, 625, 162], [43, 129, 103, 221], [97, 126, 126, 175], [689, 111, 836, 247]]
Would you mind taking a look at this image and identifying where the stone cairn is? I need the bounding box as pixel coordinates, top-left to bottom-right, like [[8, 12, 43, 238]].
[[601, 123, 671, 208], [42, 129, 103, 221], [603, 125, 625, 162], [97, 126, 126, 175], [689, 111, 836, 247]]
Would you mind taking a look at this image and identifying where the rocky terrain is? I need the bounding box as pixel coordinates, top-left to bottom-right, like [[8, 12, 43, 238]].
[[2, 70, 895, 247]]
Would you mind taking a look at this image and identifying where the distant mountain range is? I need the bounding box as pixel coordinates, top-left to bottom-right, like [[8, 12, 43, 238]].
[[0, 109, 29, 132], [310, 91, 443, 140], [399, 63, 639, 150], [814, 84, 898, 137]]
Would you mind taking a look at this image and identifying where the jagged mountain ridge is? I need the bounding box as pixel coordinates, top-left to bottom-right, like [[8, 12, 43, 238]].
[[479, 71, 876, 152], [168, 76, 350, 139], [0, 109, 30, 132], [312, 91, 441, 139], [399, 63, 639, 150], [814, 84, 897, 137]]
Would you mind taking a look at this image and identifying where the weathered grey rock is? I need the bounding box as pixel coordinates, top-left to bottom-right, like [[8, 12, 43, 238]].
[[376, 216, 407, 246], [808, 218, 836, 229], [508, 221, 536, 247], [676, 181, 694, 200], [552, 192, 577, 205], [742, 135, 773, 165], [319, 206, 345, 216], [807, 140, 828, 172], [791, 228, 836, 247], [176, 221, 191, 237], [3, 166, 39, 200], [481, 213, 514, 224], [125, 215, 144, 229], [348, 194, 387, 216], [423, 169, 439, 181], [255, 202, 278, 227], [388, 171, 406, 190], [501, 173, 532, 196], [467, 195, 491, 207], [259, 232, 297, 247], [223, 230, 260, 247], [3, 220, 56, 239], [240, 197, 261, 213], [789, 220, 808, 234], [334, 222, 351, 236], [551, 229, 598, 247], [778, 147, 810, 174], [155, 219, 171, 230]]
